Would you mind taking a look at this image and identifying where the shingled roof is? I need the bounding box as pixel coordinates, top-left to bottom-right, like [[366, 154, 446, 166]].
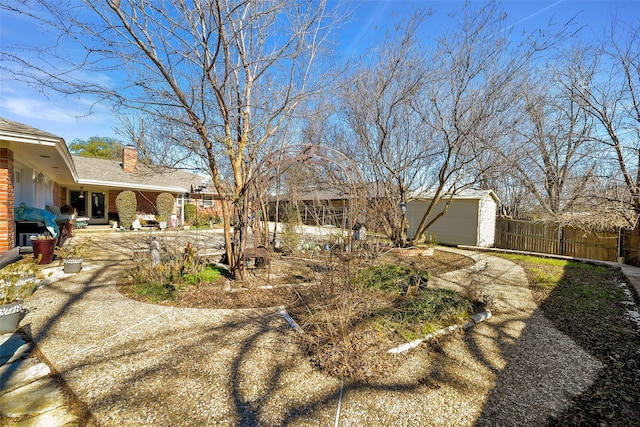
[[72, 155, 214, 194], [0, 117, 77, 184], [0, 117, 63, 141]]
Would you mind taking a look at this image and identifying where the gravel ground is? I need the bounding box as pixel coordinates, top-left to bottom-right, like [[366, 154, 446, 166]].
[[20, 231, 603, 426]]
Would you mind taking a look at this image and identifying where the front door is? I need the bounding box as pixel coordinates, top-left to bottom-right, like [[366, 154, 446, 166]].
[[69, 190, 86, 217], [91, 192, 105, 220], [69, 190, 107, 223]]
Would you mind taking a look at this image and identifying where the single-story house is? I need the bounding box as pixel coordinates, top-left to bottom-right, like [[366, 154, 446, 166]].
[[406, 189, 500, 247], [0, 117, 220, 253], [267, 182, 390, 226], [268, 189, 351, 225]]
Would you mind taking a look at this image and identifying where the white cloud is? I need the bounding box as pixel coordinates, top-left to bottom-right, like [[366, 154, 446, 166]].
[[0, 84, 118, 142]]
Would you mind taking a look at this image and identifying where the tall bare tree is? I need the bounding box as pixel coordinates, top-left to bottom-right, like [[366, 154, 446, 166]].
[[337, 12, 429, 246], [335, 3, 571, 245], [492, 67, 596, 219], [567, 18, 640, 226], [1, 0, 343, 278], [400, 3, 568, 243]]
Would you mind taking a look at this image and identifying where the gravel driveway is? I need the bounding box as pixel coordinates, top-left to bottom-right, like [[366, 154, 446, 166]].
[[21, 231, 602, 426]]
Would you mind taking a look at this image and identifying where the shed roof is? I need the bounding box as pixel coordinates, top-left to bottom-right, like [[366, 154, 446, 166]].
[[273, 182, 392, 202], [409, 188, 500, 204]]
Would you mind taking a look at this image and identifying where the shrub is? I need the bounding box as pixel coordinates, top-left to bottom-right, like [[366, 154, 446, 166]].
[[0, 255, 39, 304], [358, 264, 431, 295], [376, 288, 473, 341], [192, 213, 221, 228], [279, 202, 302, 253], [182, 265, 225, 285], [155, 192, 175, 219], [115, 190, 137, 229], [55, 239, 91, 260], [183, 204, 196, 225], [131, 281, 177, 303], [295, 258, 475, 380], [121, 242, 228, 302], [282, 202, 302, 225]]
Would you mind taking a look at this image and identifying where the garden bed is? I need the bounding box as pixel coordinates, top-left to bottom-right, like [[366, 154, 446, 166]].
[[118, 249, 479, 381], [119, 250, 473, 308]]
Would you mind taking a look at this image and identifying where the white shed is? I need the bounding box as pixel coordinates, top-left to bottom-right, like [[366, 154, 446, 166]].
[[406, 189, 500, 247]]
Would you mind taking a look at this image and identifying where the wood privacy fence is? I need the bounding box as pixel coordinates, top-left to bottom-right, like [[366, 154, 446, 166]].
[[494, 218, 620, 263], [620, 228, 640, 266]]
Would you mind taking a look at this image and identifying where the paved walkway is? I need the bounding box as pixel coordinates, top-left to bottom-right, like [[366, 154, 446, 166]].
[[0, 331, 86, 425], [1, 231, 639, 425]]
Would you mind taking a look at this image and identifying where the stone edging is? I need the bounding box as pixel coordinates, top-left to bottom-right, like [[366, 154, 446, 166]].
[[278, 304, 493, 355], [389, 247, 435, 257], [387, 311, 492, 354]]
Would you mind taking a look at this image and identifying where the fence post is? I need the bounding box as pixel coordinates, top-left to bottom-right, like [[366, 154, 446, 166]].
[[618, 228, 628, 264], [618, 228, 622, 261], [558, 225, 564, 256]]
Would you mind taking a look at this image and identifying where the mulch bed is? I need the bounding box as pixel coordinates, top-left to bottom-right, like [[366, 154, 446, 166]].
[[543, 267, 640, 425], [173, 250, 474, 310], [515, 259, 640, 425], [118, 249, 475, 382]]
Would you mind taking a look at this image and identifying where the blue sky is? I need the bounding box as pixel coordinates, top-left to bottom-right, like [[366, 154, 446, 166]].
[[0, 0, 637, 145]]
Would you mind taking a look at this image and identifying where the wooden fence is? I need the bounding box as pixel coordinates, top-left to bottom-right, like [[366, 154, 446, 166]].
[[495, 218, 620, 263], [620, 228, 640, 266]]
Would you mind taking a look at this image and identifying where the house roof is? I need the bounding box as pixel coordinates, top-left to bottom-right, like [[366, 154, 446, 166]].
[[0, 117, 77, 184], [298, 189, 347, 201], [277, 185, 499, 204], [274, 182, 393, 202], [0, 116, 217, 195], [0, 118, 61, 139], [72, 155, 214, 194]]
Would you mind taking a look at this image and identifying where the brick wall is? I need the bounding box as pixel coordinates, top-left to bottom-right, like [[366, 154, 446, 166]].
[[0, 148, 15, 251], [53, 182, 68, 207]]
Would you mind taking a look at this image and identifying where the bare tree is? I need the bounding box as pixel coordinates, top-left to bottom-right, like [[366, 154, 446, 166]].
[[334, 3, 571, 245], [492, 66, 596, 219], [407, 2, 569, 243], [337, 12, 430, 246], [567, 18, 640, 226], [1, 0, 344, 278]]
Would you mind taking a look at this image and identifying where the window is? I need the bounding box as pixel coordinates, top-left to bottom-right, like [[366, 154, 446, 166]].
[[176, 194, 191, 206], [202, 195, 214, 208]]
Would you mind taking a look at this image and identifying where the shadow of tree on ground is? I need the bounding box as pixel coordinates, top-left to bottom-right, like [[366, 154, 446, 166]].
[[13, 235, 632, 426]]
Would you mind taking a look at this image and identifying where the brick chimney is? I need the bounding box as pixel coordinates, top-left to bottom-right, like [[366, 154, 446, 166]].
[[123, 146, 138, 173]]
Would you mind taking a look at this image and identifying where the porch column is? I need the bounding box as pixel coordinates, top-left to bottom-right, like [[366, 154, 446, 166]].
[[0, 148, 15, 252]]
